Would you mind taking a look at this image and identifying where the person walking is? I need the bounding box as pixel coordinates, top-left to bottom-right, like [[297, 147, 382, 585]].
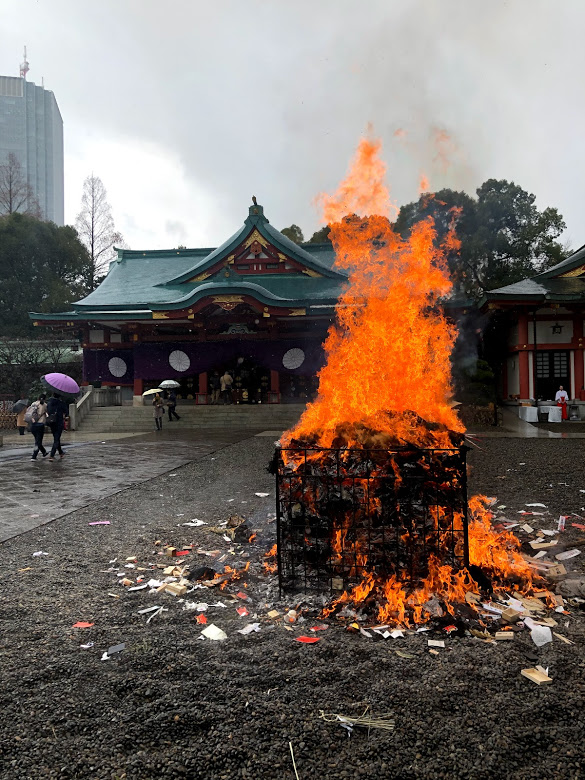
[[220, 370, 233, 404], [209, 371, 221, 404], [47, 392, 69, 461], [28, 394, 48, 460], [153, 392, 165, 431], [16, 406, 27, 435], [167, 389, 181, 421]]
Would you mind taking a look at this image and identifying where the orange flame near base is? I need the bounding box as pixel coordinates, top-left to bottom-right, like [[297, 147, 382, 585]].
[[324, 495, 538, 627]]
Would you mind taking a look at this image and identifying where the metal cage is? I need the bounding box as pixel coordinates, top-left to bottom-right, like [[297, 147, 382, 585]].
[[276, 445, 469, 594]]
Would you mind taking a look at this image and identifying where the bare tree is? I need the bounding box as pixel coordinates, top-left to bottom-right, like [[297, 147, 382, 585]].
[[0, 153, 41, 218], [75, 175, 124, 290]]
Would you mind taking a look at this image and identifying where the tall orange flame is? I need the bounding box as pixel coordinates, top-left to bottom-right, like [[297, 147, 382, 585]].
[[283, 136, 463, 450]]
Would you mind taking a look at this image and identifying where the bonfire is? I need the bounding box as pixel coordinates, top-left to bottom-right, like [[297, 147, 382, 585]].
[[276, 136, 536, 627]]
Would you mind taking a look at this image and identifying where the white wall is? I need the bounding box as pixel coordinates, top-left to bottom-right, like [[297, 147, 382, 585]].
[[527, 320, 573, 344]]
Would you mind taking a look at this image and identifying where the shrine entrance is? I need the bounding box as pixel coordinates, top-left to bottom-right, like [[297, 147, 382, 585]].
[[535, 350, 571, 400]]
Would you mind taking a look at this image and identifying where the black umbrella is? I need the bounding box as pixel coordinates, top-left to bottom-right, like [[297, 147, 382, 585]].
[[12, 399, 28, 414]]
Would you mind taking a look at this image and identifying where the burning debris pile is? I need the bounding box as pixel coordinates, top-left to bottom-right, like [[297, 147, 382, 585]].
[[276, 136, 537, 626]]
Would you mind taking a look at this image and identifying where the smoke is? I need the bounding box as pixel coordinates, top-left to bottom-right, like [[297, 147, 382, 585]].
[[2, 0, 583, 247]]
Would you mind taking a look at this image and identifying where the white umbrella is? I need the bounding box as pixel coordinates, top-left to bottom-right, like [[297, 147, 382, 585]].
[[160, 380, 181, 389], [142, 388, 163, 397]]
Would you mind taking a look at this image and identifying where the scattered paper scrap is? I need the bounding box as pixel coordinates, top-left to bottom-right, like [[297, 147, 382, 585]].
[[495, 631, 514, 640], [196, 614, 207, 624], [79, 642, 94, 650], [255, 493, 269, 497], [521, 524, 534, 534], [128, 584, 147, 592], [107, 643, 125, 655], [89, 521, 110, 526], [530, 625, 552, 647], [268, 610, 280, 619], [521, 667, 553, 685], [526, 503, 547, 508], [390, 630, 404, 638], [100, 652, 110, 661], [236, 591, 248, 600], [555, 549, 581, 561], [310, 625, 328, 632], [295, 636, 320, 644], [394, 649, 415, 659], [236, 606, 249, 617], [183, 520, 205, 527], [72, 622, 94, 629], [237, 623, 261, 635], [32, 551, 48, 557], [530, 540, 557, 550], [427, 639, 445, 648], [201, 624, 227, 641]]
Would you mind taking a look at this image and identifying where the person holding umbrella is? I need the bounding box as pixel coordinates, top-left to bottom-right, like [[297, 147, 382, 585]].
[[152, 392, 165, 431], [46, 392, 69, 460], [13, 397, 28, 435], [160, 380, 181, 421]]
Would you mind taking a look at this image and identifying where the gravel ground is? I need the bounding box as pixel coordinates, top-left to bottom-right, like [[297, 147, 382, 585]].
[[1, 435, 584, 780]]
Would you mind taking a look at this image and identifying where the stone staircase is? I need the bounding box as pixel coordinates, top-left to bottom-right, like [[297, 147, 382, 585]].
[[76, 404, 305, 433]]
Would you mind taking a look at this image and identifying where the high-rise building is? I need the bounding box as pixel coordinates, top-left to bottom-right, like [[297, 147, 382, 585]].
[[0, 51, 64, 224]]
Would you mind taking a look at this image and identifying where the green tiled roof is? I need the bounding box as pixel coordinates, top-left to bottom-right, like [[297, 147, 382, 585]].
[[30, 203, 346, 321]]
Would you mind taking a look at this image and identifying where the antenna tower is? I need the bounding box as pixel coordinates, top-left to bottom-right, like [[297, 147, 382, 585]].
[[20, 46, 30, 79]]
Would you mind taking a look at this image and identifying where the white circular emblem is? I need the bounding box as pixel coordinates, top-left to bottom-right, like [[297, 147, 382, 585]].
[[108, 357, 127, 378], [282, 348, 305, 370], [169, 350, 190, 372]]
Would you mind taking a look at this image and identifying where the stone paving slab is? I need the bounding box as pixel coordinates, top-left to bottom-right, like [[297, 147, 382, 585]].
[[0, 428, 262, 542]]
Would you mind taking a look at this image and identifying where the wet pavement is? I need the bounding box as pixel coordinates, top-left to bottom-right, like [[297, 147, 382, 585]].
[[0, 428, 264, 542]]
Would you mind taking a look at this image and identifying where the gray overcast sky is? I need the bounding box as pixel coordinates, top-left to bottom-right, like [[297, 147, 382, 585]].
[[0, 0, 583, 251]]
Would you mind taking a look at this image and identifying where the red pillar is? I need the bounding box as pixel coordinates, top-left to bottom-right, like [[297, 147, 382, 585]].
[[270, 370, 280, 403], [133, 378, 143, 396], [199, 372, 208, 394], [517, 313, 530, 398], [574, 316, 584, 396]]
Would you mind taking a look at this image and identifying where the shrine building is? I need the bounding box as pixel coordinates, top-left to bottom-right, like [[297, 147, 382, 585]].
[[30, 201, 347, 404], [481, 244, 585, 404]]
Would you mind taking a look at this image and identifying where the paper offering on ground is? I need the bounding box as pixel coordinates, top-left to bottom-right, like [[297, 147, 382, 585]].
[[530, 625, 552, 647], [555, 549, 581, 561], [201, 624, 227, 641], [255, 493, 270, 497], [526, 503, 547, 507], [237, 623, 261, 635], [183, 519, 206, 527], [521, 524, 534, 533], [427, 639, 445, 648]]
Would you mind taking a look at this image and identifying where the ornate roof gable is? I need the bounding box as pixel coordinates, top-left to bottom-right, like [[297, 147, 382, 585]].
[[164, 201, 344, 286]]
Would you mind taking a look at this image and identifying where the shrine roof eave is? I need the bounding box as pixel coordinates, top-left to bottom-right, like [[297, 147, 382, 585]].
[[148, 279, 343, 311], [536, 243, 585, 279], [30, 309, 154, 323]]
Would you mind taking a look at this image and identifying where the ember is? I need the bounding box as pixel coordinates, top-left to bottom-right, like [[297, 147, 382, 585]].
[[275, 135, 536, 626]]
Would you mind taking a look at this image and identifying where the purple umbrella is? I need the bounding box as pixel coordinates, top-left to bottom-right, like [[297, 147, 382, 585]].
[[41, 373, 80, 396]]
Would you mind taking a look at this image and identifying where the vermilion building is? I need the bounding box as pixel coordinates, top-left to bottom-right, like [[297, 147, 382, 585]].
[[481, 244, 585, 404]]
